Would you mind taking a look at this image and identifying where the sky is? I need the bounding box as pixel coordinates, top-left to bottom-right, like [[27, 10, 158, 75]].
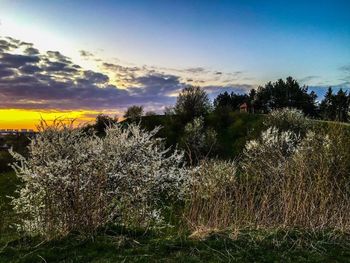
[[0, 0, 349, 129]]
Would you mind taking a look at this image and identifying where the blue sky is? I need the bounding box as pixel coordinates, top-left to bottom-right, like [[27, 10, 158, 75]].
[[0, 0, 349, 125]]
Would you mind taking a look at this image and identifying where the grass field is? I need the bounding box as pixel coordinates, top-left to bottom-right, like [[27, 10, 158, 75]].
[[1, 171, 350, 262]]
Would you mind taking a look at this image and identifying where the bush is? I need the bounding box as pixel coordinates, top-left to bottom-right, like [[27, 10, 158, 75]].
[[185, 123, 350, 232], [10, 121, 189, 238], [181, 117, 217, 164], [184, 160, 237, 231], [263, 108, 310, 136], [281, 126, 350, 229], [241, 127, 299, 180]]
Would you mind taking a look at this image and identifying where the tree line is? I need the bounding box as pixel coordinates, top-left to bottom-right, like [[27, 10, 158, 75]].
[[122, 76, 350, 122], [90, 76, 349, 135]]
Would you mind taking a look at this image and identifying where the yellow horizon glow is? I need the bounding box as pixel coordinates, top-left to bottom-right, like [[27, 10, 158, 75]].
[[0, 109, 109, 130]]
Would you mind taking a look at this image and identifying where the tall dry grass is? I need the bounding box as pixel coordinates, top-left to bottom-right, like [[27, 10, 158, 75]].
[[184, 124, 350, 233]]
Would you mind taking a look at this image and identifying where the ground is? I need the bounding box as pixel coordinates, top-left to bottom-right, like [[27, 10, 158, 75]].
[[1, 171, 350, 262]]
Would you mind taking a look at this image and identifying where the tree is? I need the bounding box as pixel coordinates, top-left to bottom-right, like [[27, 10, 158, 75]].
[[254, 77, 317, 117], [95, 114, 116, 134], [164, 106, 175, 116], [319, 87, 336, 120], [319, 88, 350, 122], [175, 86, 211, 122], [334, 89, 349, 122], [124, 105, 143, 120], [145, 111, 157, 116], [213, 91, 249, 111]]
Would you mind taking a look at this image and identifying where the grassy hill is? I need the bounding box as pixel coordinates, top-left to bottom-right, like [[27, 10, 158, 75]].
[[1, 113, 350, 262], [125, 112, 265, 159]]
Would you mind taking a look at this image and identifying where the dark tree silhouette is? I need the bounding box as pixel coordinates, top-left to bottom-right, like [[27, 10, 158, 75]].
[[213, 91, 249, 111], [254, 77, 317, 116], [95, 114, 115, 134], [124, 105, 144, 120], [320, 87, 336, 120], [175, 86, 211, 122], [320, 88, 349, 122]]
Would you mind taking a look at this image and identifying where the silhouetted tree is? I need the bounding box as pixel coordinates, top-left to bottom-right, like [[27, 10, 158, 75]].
[[319, 87, 336, 120], [254, 77, 317, 116], [175, 86, 211, 122], [320, 88, 349, 122], [145, 111, 157, 116], [213, 91, 249, 111], [95, 114, 115, 134], [124, 105, 143, 120], [213, 91, 250, 127], [334, 89, 349, 122]]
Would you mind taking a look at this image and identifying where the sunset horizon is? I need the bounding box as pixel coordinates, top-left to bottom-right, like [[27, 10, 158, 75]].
[[1, 0, 349, 128]]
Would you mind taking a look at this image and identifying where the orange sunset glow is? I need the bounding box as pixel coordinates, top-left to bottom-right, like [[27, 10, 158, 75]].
[[0, 109, 100, 130]]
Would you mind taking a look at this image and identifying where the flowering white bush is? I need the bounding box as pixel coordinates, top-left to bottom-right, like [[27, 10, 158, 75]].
[[242, 108, 306, 180], [242, 127, 299, 179], [263, 108, 310, 136], [181, 117, 217, 163], [10, 121, 189, 237]]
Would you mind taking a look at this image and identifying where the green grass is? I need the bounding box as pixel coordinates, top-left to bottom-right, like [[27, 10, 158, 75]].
[[0, 171, 21, 249], [1, 171, 350, 262], [1, 227, 349, 262]]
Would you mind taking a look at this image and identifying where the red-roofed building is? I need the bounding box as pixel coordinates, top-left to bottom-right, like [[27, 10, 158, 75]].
[[239, 103, 248, 112]]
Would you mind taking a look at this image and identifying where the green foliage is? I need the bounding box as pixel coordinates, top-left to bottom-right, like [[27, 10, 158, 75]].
[[175, 86, 212, 123], [1, 117, 350, 262], [94, 114, 116, 134], [181, 117, 217, 164], [207, 111, 264, 158], [0, 134, 30, 173], [0, 171, 20, 245], [128, 112, 264, 160], [1, 227, 349, 262]]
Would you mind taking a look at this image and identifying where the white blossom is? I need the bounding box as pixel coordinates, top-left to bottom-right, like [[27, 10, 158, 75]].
[[10, 121, 189, 237]]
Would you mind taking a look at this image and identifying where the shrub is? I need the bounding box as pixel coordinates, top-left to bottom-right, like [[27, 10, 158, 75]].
[[181, 117, 217, 164], [10, 121, 188, 238], [264, 108, 310, 136], [281, 126, 350, 229], [184, 160, 237, 230], [185, 123, 350, 232], [241, 127, 298, 181]]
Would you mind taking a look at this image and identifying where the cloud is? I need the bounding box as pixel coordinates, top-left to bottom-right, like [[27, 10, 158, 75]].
[[299, 75, 320, 83], [185, 67, 207, 74], [0, 36, 253, 114], [24, 47, 40, 55], [203, 84, 254, 99], [0, 37, 182, 111], [0, 64, 15, 78], [339, 65, 350, 72], [1, 53, 40, 68], [79, 50, 94, 58], [129, 73, 184, 97]]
